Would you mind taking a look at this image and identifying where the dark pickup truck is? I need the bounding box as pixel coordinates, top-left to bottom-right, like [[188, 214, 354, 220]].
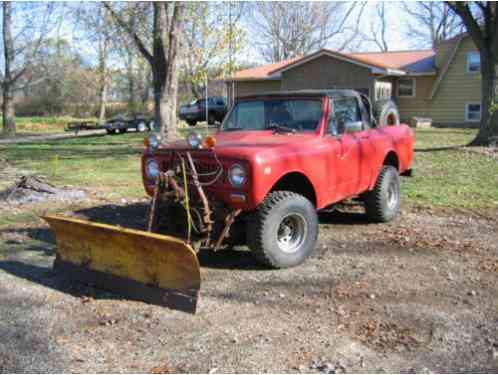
[[179, 96, 228, 126]]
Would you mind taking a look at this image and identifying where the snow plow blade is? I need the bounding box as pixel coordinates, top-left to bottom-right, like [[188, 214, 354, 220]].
[[42, 215, 201, 313]]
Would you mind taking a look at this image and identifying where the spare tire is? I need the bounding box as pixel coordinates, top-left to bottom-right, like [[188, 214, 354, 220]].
[[373, 99, 400, 127]]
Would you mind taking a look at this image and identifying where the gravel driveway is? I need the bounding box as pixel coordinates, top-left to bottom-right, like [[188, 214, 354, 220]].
[[0, 201, 497, 373]]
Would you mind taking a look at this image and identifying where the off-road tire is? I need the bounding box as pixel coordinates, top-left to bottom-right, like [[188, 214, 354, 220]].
[[118, 128, 127, 134], [187, 120, 197, 126], [248, 191, 318, 268], [364, 166, 400, 222], [373, 99, 400, 127], [106, 129, 114, 135]]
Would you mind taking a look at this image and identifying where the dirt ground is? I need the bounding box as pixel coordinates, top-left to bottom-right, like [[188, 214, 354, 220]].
[[0, 197, 497, 373]]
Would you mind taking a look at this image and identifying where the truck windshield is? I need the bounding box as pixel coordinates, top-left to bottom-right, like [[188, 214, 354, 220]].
[[222, 98, 323, 132]]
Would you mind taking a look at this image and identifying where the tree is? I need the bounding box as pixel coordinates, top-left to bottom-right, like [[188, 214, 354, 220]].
[[104, 2, 184, 139], [250, 2, 364, 62], [182, 2, 245, 99], [362, 3, 390, 52], [1, 2, 58, 136], [403, 2, 463, 48], [447, 2, 498, 146]]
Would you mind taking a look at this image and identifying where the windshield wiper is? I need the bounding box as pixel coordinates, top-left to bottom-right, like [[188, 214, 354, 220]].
[[266, 123, 296, 133]]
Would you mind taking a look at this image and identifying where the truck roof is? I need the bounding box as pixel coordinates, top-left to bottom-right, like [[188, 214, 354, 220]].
[[236, 89, 362, 100]]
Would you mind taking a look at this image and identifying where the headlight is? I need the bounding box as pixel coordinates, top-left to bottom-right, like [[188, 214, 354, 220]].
[[187, 132, 203, 149], [228, 164, 246, 187], [148, 133, 162, 149], [146, 159, 160, 180]]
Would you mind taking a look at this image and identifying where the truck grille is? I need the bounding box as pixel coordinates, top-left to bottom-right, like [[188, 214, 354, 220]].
[[160, 152, 226, 185]]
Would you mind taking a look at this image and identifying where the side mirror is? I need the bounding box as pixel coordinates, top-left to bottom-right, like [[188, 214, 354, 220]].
[[344, 121, 363, 134]]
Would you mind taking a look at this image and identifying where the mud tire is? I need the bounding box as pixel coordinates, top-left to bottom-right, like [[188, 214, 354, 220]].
[[364, 166, 400, 222], [248, 191, 318, 268], [374, 99, 400, 127]]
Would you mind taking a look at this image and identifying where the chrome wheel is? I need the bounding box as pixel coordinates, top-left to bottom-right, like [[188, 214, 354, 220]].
[[137, 121, 147, 132], [277, 213, 307, 254]]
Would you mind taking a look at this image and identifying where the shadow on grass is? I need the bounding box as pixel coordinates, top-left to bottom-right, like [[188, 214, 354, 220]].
[[414, 144, 467, 153]]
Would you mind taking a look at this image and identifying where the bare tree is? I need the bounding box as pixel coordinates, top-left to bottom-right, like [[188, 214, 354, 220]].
[[250, 2, 364, 62], [362, 3, 389, 52], [403, 2, 463, 48], [182, 2, 245, 99], [105, 2, 185, 139], [446, 2, 498, 146], [76, 3, 116, 122], [1, 2, 58, 136]]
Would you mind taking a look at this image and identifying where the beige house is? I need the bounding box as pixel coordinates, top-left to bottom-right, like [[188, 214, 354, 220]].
[[225, 35, 484, 126]]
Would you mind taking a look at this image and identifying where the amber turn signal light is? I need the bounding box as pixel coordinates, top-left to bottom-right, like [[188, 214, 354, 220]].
[[204, 135, 216, 149], [143, 137, 149, 148]]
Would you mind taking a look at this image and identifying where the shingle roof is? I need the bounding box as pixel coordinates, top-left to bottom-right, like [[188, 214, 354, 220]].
[[230, 56, 302, 80], [229, 49, 436, 80], [350, 49, 435, 74]]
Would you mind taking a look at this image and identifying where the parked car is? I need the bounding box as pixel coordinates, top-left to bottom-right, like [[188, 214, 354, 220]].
[[179, 96, 228, 126], [104, 113, 152, 134], [142, 89, 414, 268]]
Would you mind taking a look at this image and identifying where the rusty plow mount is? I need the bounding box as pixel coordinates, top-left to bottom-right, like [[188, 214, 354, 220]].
[[42, 215, 201, 313]]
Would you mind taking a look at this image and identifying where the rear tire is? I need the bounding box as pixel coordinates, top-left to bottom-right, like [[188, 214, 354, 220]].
[[373, 99, 400, 127], [364, 166, 400, 222], [248, 191, 318, 268], [187, 120, 197, 126], [118, 128, 127, 134], [207, 112, 216, 126]]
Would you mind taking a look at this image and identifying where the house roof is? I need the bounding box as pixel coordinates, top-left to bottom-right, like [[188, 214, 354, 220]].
[[229, 56, 302, 80], [350, 49, 436, 74], [228, 48, 436, 81]]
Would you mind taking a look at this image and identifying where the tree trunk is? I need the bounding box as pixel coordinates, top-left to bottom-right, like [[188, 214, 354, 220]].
[[127, 51, 137, 113], [2, 85, 16, 136], [469, 50, 498, 146], [97, 38, 109, 123], [2, 2, 16, 136]]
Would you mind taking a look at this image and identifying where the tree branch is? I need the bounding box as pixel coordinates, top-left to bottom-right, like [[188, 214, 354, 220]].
[[103, 2, 153, 64]]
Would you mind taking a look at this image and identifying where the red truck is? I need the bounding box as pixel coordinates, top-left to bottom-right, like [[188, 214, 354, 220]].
[[143, 90, 414, 269]]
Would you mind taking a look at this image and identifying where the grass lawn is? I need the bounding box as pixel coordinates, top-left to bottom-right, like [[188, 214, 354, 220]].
[[0, 127, 497, 214], [4, 116, 97, 135]]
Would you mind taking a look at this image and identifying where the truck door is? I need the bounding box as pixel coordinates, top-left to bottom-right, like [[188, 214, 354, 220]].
[[324, 97, 362, 202]]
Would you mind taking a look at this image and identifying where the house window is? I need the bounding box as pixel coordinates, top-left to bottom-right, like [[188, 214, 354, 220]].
[[398, 78, 415, 97], [465, 103, 481, 122], [467, 51, 480, 73]]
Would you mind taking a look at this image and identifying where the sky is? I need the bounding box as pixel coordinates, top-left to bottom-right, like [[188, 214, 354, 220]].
[[237, 1, 422, 65], [0, 1, 433, 72]]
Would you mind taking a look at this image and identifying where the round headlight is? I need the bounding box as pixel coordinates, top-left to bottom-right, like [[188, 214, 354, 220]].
[[228, 164, 246, 187], [146, 159, 160, 180], [148, 133, 162, 149], [187, 132, 203, 149]]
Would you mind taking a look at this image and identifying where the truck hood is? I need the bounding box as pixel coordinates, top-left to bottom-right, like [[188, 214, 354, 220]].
[[155, 130, 322, 162]]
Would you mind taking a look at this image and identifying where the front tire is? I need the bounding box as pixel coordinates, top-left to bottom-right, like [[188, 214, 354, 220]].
[[364, 166, 400, 222], [187, 120, 197, 126], [248, 191, 318, 268]]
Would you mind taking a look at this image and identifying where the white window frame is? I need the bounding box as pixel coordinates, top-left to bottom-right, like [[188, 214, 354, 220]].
[[466, 51, 481, 73], [465, 102, 482, 122], [397, 78, 416, 98]]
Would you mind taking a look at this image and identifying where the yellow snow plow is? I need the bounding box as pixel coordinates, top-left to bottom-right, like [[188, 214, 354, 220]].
[[42, 215, 201, 313]]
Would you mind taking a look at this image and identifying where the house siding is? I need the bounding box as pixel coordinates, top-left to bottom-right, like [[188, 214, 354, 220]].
[[397, 37, 482, 126], [281, 55, 374, 96], [227, 80, 282, 102]]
